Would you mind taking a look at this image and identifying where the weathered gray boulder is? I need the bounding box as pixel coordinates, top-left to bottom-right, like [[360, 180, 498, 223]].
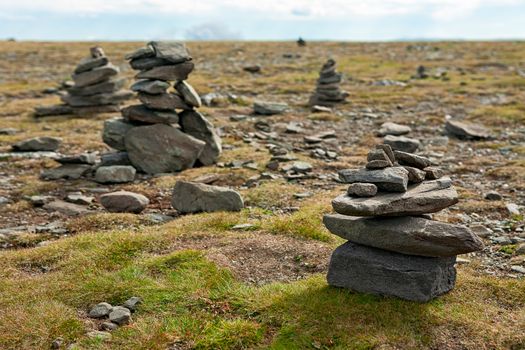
[[88, 302, 113, 318], [125, 124, 205, 174], [41, 164, 92, 180], [136, 62, 194, 81], [253, 101, 288, 115], [175, 81, 201, 108], [108, 306, 131, 325], [12, 137, 62, 152], [171, 181, 243, 214], [149, 41, 192, 63], [338, 167, 409, 192], [332, 177, 458, 216], [324, 214, 483, 257], [102, 118, 136, 151], [121, 105, 179, 125], [71, 64, 119, 88], [394, 151, 432, 169], [378, 122, 412, 136], [445, 119, 491, 139], [100, 191, 149, 214], [130, 79, 170, 94], [95, 166, 136, 184], [384, 135, 420, 153], [327, 241, 456, 302], [138, 92, 191, 110], [179, 110, 221, 165]]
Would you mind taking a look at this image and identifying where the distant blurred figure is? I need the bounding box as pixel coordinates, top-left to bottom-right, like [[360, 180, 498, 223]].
[[297, 37, 306, 47]]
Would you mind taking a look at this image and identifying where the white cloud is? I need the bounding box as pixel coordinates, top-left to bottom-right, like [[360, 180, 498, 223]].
[[0, 0, 521, 20]]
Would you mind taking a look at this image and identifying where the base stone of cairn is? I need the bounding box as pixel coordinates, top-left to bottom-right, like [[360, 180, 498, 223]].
[[102, 41, 221, 174], [324, 144, 483, 302], [309, 59, 348, 107], [35, 47, 133, 117]]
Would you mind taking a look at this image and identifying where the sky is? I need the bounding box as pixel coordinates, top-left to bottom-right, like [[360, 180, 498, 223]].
[[1, 0, 525, 41]]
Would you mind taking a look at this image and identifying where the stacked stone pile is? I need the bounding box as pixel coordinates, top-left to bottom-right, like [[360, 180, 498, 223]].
[[35, 47, 132, 117], [102, 41, 221, 174], [309, 59, 348, 107], [324, 144, 483, 302]]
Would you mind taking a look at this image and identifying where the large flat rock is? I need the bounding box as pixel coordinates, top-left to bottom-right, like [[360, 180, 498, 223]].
[[171, 181, 243, 214], [136, 62, 194, 81], [67, 78, 125, 96], [324, 214, 483, 257], [445, 119, 491, 140], [149, 41, 192, 63], [327, 242, 456, 302], [138, 92, 191, 110], [179, 110, 221, 165], [71, 64, 119, 88], [124, 124, 205, 174], [121, 105, 179, 125], [339, 167, 409, 192], [332, 177, 458, 216], [62, 90, 133, 107]]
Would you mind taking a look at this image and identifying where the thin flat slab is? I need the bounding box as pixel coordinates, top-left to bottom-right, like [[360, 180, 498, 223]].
[[323, 214, 483, 257], [136, 62, 194, 81], [327, 242, 456, 303], [332, 177, 458, 216], [71, 64, 119, 88], [338, 166, 409, 192], [61, 90, 133, 107], [138, 92, 191, 110]]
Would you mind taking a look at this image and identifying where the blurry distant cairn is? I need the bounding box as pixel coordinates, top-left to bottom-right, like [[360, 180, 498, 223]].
[[35, 47, 132, 117], [308, 59, 348, 107], [297, 37, 306, 47]]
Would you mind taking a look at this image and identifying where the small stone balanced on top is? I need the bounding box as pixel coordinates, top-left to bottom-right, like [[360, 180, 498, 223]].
[[309, 59, 348, 107], [35, 47, 133, 117], [101, 41, 221, 174], [323, 144, 483, 302]]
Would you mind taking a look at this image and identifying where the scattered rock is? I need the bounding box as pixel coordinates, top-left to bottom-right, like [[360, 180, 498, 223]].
[[95, 165, 136, 184], [109, 306, 131, 325], [378, 122, 412, 136], [179, 110, 222, 165], [43, 200, 89, 216], [171, 181, 244, 214], [347, 183, 378, 197], [484, 191, 502, 201], [383, 135, 420, 153], [41, 164, 92, 180], [12, 137, 61, 152], [88, 302, 113, 318], [445, 119, 491, 139], [253, 101, 288, 115], [100, 191, 149, 214], [123, 297, 142, 312]]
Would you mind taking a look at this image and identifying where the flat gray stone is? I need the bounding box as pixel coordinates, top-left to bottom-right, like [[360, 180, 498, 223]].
[[179, 110, 221, 165], [138, 92, 191, 110], [125, 45, 155, 60], [123, 297, 142, 312], [136, 62, 194, 81], [403, 166, 426, 183], [171, 181, 243, 214], [327, 241, 456, 302], [253, 101, 288, 115], [130, 57, 171, 70], [324, 214, 484, 257], [394, 151, 431, 169], [74, 56, 109, 74], [332, 177, 458, 216], [125, 124, 205, 174], [71, 64, 119, 88], [347, 183, 377, 197], [122, 105, 179, 125], [61, 90, 133, 107], [175, 81, 202, 108], [384, 135, 420, 153], [12, 137, 61, 152], [100, 152, 131, 167], [366, 160, 392, 169], [339, 167, 409, 192], [149, 41, 192, 63], [34, 104, 73, 117], [424, 166, 444, 180], [41, 164, 92, 180], [56, 153, 97, 165], [43, 200, 88, 216], [378, 122, 412, 136], [88, 302, 113, 318], [131, 79, 170, 94], [68, 77, 124, 97], [445, 119, 491, 139], [100, 191, 149, 214], [108, 306, 131, 325], [102, 118, 136, 151], [95, 166, 136, 184]]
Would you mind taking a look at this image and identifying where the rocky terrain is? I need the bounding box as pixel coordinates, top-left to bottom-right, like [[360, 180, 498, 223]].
[[0, 41, 524, 349]]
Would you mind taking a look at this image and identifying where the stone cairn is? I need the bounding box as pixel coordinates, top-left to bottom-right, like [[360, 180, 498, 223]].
[[101, 41, 221, 174], [308, 59, 348, 107], [323, 144, 484, 302], [35, 47, 133, 117]]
